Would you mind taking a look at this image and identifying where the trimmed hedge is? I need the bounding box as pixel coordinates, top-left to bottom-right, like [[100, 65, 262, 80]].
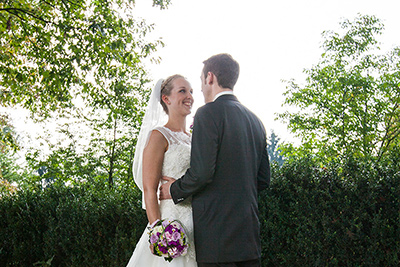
[[0, 184, 147, 266], [1, 153, 400, 266], [259, 155, 400, 266]]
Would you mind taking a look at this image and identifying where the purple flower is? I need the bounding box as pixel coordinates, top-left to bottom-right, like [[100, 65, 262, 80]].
[[165, 231, 181, 242], [162, 220, 170, 227], [165, 224, 174, 233], [150, 234, 158, 244], [172, 231, 181, 241], [159, 244, 168, 254], [148, 219, 189, 262]]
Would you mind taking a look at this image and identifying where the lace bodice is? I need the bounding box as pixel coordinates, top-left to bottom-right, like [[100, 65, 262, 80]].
[[154, 127, 191, 180]]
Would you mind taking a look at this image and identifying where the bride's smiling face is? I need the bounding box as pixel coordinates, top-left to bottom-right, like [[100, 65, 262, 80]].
[[164, 78, 194, 116]]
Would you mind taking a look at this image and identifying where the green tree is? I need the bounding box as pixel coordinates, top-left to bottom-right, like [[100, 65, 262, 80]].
[[0, 114, 19, 154], [278, 14, 400, 162], [1, 0, 171, 186], [267, 130, 284, 166], [0, 0, 168, 118], [0, 114, 19, 181], [0, 114, 33, 193]]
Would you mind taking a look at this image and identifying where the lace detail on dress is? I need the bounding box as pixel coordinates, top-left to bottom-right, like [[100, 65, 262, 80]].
[[153, 126, 196, 261], [155, 127, 191, 181]]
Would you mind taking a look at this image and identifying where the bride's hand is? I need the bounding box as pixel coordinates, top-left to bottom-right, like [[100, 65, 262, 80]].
[[159, 176, 176, 200]]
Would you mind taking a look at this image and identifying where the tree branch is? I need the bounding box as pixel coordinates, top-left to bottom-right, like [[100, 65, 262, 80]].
[[60, 0, 84, 9], [2, 9, 27, 23], [376, 102, 400, 162], [19, 20, 42, 52], [40, 0, 56, 9], [1, 8, 52, 24]]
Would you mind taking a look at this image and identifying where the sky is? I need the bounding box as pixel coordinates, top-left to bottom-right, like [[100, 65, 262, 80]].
[[132, 0, 400, 143]]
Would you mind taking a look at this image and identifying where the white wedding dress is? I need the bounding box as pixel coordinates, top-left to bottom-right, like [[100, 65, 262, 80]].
[[127, 127, 197, 267]]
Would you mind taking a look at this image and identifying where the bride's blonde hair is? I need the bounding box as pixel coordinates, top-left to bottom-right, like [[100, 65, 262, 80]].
[[160, 74, 185, 114]]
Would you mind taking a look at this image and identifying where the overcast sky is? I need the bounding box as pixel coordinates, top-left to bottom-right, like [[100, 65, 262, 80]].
[[133, 0, 400, 143]]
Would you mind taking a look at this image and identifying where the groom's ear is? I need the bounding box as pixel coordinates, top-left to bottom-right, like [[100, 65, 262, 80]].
[[207, 72, 214, 85]]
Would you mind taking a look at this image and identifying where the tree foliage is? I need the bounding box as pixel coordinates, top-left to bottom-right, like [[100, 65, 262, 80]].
[[267, 130, 284, 166], [0, 0, 168, 117], [0, 0, 171, 187], [278, 14, 400, 161], [0, 114, 25, 184], [0, 114, 19, 153]]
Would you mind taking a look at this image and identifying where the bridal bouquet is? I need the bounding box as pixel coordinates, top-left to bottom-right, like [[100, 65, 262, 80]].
[[148, 219, 189, 262]]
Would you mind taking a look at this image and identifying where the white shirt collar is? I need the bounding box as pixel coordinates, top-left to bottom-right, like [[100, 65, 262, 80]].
[[213, 90, 234, 102]]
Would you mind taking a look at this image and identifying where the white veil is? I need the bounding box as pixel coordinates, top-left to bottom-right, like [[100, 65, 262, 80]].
[[133, 79, 168, 209]]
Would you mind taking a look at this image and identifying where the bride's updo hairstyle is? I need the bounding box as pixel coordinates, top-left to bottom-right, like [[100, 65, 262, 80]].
[[160, 74, 185, 114]]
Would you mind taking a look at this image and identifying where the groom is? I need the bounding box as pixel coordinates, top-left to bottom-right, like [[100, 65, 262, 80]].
[[160, 53, 270, 266]]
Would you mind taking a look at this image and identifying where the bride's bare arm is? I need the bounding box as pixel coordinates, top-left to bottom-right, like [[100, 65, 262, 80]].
[[142, 130, 168, 225]]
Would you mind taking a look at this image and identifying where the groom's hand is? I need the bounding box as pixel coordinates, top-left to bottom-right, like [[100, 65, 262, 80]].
[[159, 176, 176, 200]]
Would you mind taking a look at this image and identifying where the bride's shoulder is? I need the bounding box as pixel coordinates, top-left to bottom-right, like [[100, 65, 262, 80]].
[[146, 128, 169, 149], [152, 126, 170, 139]]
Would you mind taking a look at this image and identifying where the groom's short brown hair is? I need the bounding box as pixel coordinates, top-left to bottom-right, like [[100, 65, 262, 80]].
[[202, 53, 240, 90]]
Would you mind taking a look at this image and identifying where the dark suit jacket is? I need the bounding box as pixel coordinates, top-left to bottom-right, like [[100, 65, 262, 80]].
[[170, 94, 270, 263]]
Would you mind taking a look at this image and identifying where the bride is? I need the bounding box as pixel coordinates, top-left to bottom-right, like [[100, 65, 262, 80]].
[[126, 75, 197, 266]]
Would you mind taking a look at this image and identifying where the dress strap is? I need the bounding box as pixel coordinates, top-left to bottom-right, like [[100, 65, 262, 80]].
[[153, 126, 171, 147], [153, 126, 191, 147]]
